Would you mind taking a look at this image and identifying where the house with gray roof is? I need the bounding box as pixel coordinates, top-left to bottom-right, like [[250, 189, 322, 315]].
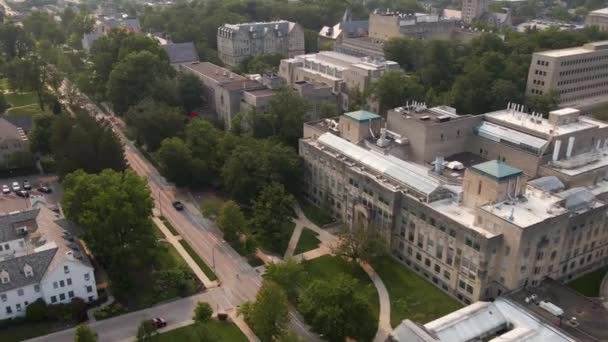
[[0, 117, 30, 170], [162, 42, 199, 65], [0, 205, 97, 320]]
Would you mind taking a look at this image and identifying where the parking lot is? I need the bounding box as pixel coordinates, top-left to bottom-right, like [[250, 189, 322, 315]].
[[0, 174, 61, 213]]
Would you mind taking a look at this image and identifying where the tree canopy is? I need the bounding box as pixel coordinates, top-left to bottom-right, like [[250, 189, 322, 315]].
[[239, 280, 289, 342]]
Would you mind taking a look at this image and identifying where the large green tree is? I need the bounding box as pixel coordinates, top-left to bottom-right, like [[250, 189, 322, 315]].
[[239, 280, 289, 342], [62, 169, 157, 288], [29, 113, 55, 155], [250, 182, 295, 250], [371, 72, 424, 115], [217, 200, 246, 242], [126, 99, 185, 151], [264, 87, 309, 146], [156, 137, 194, 187], [74, 325, 97, 342], [264, 259, 305, 301], [177, 72, 205, 112]]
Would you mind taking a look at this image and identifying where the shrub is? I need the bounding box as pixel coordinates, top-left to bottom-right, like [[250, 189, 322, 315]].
[[93, 302, 126, 320], [25, 299, 48, 322], [193, 302, 213, 324]]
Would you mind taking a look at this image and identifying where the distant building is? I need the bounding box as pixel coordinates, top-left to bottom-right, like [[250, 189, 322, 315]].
[[81, 16, 142, 53], [0, 205, 98, 321], [525, 40, 608, 111], [279, 51, 401, 112], [518, 19, 584, 33], [217, 20, 305, 67], [586, 7, 608, 31], [318, 9, 369, 49], [390, 278, 608, 341], [0, 118, 30, 169], [161, 42, 199, 65], [461, 0, 511, 27], [335, 37, 385, 60], [369, 10, 461, 42], [81, 32, 102, 53]]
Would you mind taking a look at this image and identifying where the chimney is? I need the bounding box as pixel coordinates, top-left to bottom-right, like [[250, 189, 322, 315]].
[[566, 136, 575, 159], [552, 140, 561, 161]]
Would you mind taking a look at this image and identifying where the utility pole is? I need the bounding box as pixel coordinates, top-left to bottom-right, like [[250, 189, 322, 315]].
[[158, 189, 162, 217], [212, 247, 216, 270]]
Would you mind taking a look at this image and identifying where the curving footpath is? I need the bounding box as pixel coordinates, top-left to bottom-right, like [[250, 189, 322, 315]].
[[361, 262, 392, 342], [601, 270, 608, 310]]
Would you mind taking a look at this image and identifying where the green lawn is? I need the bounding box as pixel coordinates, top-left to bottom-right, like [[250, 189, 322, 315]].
[[302, 255, 379, 329], [0, 320, 57, 342], [4, 92, 38, 108], [259, 221, 295, 256], [160, 216, 179, 236], [568, 266, 608, 297], [294, 228, 320, 255], [371, 256, 462, 327], [300, 202, 334, 227], [179, 239, 218, 281], [158, 321, 247, 341]]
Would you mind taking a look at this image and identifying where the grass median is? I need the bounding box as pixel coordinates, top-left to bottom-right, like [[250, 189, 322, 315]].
[[178, 239, 218, 281]]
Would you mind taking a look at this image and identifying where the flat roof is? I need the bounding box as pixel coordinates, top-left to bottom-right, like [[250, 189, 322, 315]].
[[470, 160, 523, 181], [590, 7, 608, 15], [548, 149, 608, 176], [534, 41, 608, 57], [344, 110, 381, 122], [244, 88, 275, 97], [428, 198, 499, 238], [484, 109, 597, 136], [180, 62, 247, 83]]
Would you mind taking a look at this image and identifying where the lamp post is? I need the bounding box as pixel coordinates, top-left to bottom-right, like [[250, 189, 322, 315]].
[[212, 247, 216, 270]]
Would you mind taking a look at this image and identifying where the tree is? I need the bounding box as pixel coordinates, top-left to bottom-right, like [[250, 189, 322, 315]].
[[319, 101, 338, 119], [371, 72, 424, 115], [30, 113, 55, 154], [0, 24, 32, 59], [383, 37, 423, 72], [193, 302, 214, 324], [250, 182, 295, 250], [26, 299, 48, 322], [333, 224, 386, 264], [74, 324, 98, 342], [177, 72, 204, 112], [156, 137, 194, 187], [526, 90, 560, 115], [61, 169, 157, 289], [264, 259, 305, 301], [298, 274, 375, 342], [264, 87, 309, 146], [0, 93, 9, 114], [217, 200, 246, 242], [239, 280, 289, 342], [126, 99, 185, 151], [136, 319, 158, 341], [5, 57, 46, 110]]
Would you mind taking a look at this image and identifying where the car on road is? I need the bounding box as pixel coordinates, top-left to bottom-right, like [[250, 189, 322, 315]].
[[22, 180, 31, 190], [2, 185, 9, 194], [172, 201, 184, 211], [11, 182, 20, 192], [151, 317, 167, 328], [37, 186, 52, 194]]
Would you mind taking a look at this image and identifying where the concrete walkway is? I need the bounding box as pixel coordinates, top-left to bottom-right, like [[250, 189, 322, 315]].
[[284, 223, 304, 259], [361, 262, 392, 342], [86, 292, 115, 322], [600, 270, 608, 309], [152, 216, 218, 289]]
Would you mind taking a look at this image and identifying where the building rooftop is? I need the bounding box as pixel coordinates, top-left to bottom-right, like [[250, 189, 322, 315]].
[[535, 41, 608, 58], [180, 62, 246, 83], [484, 108, 598, 137], [480, 186, 568, 228], [589, 7, 608, 16], [476, 121, 548, 154], [0, 248, 56, 293], [162, 42, 199, 64], [244, 88, 275, 97], [548, 149, 608, 176], [0, 118, 28, 142], [428, 197, 499, 238], [470, 160, 523, 181], [344, 110, 382, 122]]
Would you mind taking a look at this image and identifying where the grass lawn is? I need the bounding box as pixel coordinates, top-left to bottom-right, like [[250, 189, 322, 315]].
[[7, 104, 49, 116], [259, 221, 296, 256], [4, 91, 38, 108], [158, 320, 247, 342], [568, 266, 608, 297], [294, 228, 320, 255], [200, 194, 227, 219], [179, 239, 218, 281], [371, 256, 462, 327], [301, 255, 379, 329], [160, 216, 179, 236], [0, 320, 58, 342], [300, 202, 334, 227]]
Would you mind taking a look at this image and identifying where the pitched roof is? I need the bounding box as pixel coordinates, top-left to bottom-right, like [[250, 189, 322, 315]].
[[5, 114, 33, 133], [0, 209, 39, 243], [0, 248, 56, 292], [162, 42, 199, 64], [470, 160, 523, 181], [0, 118, 28, 142], [344, 110, 381, 122]]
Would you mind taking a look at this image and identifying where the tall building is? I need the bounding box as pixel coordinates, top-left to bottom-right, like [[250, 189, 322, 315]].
[[0, 204, 98, 320], [217, 21, 305, 67], [279, 51, 401, 112], [300, 104, 608, 304], [525, 40, 608, 111], [461, 0, 488, 24], [368, 10, 461, 42], [586, 7, 608, 31]]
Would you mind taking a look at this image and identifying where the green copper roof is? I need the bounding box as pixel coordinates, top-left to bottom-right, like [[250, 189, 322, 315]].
[[344, 110, 381, 122], [471, 160, 523, 181]]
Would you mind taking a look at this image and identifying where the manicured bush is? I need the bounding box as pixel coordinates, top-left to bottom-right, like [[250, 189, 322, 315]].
[[25, 299, 48, 322]]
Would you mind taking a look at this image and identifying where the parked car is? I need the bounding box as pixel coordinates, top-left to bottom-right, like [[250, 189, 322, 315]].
[[2, 185, 10, 194], [22, 180, 31, 190], [172, 201, 184, 211], [37, 186, 52, 194], [152, 317, 167, 328], [16, 190, 29, 198], [11, 182, 20, 192]]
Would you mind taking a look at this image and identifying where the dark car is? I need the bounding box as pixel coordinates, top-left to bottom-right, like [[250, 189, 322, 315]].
[[172, 201, 184, 211], [22, 180, 31, 190], [16, 190, 29, 198], [37, 186, 52, 194], [152, 317, 167, 328]]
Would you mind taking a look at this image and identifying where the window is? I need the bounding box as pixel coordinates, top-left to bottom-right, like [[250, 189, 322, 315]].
[[17, 289, 23, 296], [67, 278, 72, 286], [534, 267, 541, 274], [16, 303, 21, 312], [34, 284, 40, 293], [459, 280, 466, 289], [86, 286, 93, 293], [60, 280, 65, 287], [88, 296, 94, 302], [50, 296, 57, 303], [434, 264, 440, 273], [6, 306, 11, 314], [0, 294, 6, 302], [64, 265, 69, 274], [416, 253, 422, 261], [53, 281, 58, 289], [68, 291, 74, 298], [59, 293, 66, 301], [444, 271, 451, 279], [466, 285, 474, 294], [425, 258, 431, 267]]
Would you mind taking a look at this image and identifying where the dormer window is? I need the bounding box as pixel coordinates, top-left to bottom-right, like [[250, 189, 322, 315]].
[[64, 265, 69, 274], [0, 270, 9, 284], [23, 264, 33, 278]]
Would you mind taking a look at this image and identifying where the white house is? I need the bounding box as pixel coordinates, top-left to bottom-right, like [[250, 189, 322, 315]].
[[0, 205, 97, 320]]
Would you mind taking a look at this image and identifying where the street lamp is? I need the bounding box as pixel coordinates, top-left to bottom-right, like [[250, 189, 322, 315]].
[[212, 247, 216, 270]]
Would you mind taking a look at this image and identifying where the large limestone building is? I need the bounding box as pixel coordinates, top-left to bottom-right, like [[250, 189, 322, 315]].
[[300, 104, 608, 304], [217, 20, 305, 67], [586, 7, 608, 32]]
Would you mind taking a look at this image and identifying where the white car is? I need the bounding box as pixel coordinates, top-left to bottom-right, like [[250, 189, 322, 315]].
[[2, 185, 9, 194], [11, 182, 20, 192]]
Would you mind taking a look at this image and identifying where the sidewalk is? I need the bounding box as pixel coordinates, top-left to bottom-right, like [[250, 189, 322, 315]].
[[361, 262, 392, 342], [152, 216, 218, 289]]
